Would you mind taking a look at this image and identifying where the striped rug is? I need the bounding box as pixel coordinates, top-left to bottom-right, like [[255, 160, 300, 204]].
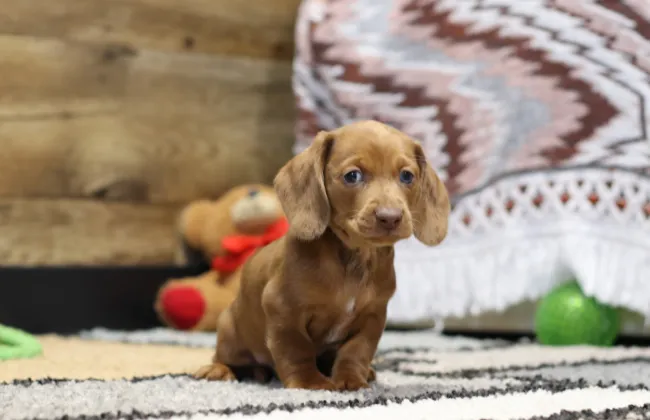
[[2, 329, 650, 419]]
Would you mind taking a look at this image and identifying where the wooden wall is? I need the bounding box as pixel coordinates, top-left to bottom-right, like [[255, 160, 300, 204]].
[[0, 0, 302, 266]]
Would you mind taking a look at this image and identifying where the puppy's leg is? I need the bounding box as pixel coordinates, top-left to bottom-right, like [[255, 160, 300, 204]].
[[266, 325, 336, 390], [332, 310, 386, 391], [194, 307, 254, 382]]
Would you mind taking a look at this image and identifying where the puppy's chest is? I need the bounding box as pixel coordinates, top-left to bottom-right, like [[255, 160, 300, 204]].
[[307, 246, 386, 346], [310, 280, 377, 346]]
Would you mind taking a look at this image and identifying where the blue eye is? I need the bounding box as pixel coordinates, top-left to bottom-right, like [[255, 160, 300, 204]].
[[399, 170, 415, 185], [343, 170, 364, 185]]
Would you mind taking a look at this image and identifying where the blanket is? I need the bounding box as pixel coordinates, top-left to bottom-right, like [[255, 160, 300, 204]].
[[292, 0, 650, 325]]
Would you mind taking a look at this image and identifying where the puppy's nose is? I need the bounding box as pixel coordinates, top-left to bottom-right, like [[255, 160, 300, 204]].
[[375, 207, 403, 230]]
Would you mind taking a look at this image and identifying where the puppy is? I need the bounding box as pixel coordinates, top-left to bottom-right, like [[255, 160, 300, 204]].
[[194, 120, 450, 390]]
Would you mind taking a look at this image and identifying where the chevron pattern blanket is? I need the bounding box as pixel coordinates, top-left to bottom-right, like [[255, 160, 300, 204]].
[[3, 329, 650, 419], [292, 0, 650, 325]]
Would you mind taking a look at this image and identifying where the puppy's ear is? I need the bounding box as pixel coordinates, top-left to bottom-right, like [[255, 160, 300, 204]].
[[274, 131, 334, 241], [412, 144, 451, 246]]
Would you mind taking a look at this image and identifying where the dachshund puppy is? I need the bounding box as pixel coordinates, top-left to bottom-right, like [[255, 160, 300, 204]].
[[195, 120, 450, 391]]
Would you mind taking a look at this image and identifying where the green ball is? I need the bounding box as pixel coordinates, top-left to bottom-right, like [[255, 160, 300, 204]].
[[535, 281, 620, 346]]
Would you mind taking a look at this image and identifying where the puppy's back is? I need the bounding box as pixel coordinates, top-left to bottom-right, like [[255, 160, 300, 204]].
[[239, 238, 285, 298]]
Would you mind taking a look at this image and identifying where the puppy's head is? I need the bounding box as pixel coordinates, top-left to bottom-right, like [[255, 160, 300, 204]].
[[274, 120, 450, 247]]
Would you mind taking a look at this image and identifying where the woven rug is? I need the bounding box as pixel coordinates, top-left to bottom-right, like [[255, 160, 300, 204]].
[[2, 329, 650, 419]]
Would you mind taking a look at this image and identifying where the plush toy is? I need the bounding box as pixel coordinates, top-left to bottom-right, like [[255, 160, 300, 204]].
[[155, 184, 288, 331]]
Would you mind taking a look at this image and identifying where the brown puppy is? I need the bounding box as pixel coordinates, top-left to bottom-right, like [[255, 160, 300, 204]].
[[194, 120, 450, 390]]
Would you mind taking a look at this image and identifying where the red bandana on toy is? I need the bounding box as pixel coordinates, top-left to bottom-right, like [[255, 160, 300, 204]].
[[211, 218, 289, 276]]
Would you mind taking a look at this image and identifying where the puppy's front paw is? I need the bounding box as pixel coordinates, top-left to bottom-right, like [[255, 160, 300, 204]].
[[334, 371, 370, 391], [285, 375, 336, 391], [194, 363, 236, 381]]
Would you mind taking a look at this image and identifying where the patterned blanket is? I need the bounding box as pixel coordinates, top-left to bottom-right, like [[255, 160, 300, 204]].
[[292, 0, 650, 325], [3, 328, 650, 419]]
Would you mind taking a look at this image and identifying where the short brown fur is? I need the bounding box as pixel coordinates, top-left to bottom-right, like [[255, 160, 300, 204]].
[[195, 120, 450, 390]]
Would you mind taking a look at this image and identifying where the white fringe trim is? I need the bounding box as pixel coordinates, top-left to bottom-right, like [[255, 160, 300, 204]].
[[388, 220, 650, 325]]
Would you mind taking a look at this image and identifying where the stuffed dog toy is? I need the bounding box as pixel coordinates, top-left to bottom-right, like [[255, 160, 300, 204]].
[[195, 120, 450, 390], [155, 184, 287, 331]]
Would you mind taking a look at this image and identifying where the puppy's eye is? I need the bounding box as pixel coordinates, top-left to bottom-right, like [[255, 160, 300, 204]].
[[399, 170, 415, 185], [343, 170, 364, 185]]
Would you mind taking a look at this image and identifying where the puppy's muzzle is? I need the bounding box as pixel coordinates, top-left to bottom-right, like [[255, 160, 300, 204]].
[[374, 207, 403, 231]]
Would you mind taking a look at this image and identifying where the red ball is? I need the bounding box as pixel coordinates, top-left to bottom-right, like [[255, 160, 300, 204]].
[[160, 287, 206, 330]]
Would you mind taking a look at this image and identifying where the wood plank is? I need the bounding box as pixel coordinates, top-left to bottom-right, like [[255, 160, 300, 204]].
[[0, 115, 144, 200], [0, 0, 302, 60], [121, 50, 296, 203], [0, 198, 181, 265], [0, 35, 129, 119], [0, 50, 296, 203]]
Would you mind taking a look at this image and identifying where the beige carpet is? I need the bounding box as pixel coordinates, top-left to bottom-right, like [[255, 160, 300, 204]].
[[0, 335, 212, 382]]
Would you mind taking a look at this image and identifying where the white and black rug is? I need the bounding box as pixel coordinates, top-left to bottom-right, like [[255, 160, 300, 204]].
[[2, 329, 650, 419]]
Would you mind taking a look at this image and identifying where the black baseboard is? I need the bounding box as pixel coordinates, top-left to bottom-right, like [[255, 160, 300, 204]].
[[0, 265, 205, 334], [442, 328, 650, 347], [3, 266, 649, 347]]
